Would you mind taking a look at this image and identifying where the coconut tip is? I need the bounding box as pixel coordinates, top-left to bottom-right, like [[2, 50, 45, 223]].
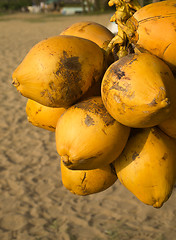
[[12, 77, 20, 88]]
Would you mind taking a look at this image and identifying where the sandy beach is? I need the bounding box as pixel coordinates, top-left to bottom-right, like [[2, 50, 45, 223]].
[[0, 12, 176, 240]]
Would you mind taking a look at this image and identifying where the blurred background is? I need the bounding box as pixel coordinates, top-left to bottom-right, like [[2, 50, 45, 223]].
[[0, 0, 164, 15]]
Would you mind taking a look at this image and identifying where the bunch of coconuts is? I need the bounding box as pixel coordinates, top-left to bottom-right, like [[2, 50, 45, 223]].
[[12, 0, 176, 208]]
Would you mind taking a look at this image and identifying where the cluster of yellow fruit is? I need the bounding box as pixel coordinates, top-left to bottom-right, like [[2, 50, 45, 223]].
[[12, 0, 176, 208]]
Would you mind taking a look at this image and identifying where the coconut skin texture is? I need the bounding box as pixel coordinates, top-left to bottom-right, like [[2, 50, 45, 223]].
[[60, 21, 114, 50], [26, 99, 66, 132], [55, 96, 130, 170], [61, 161, 117, 196], [60, 21, 115, 66], [101, 52, 176, 128], [125, 0, 176, 71], [114, 127, 176, 208], [12, 35, 106, 108]]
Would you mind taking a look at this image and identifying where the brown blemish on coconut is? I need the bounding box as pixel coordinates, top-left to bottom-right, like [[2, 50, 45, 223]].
[[60, 51, 81, 71], [163, 43, 172, 57], [35, 107, 42, 114], [78, 22, 92, 32], [85, 114, 95, 126], [74, 98, 115, 126], [148, 98, 157, 107], [40, 89, 56, 105], [151, 128, 161, 139], [81, 173, 87, 183], [110, 82, 129, 92], [54, 50, 83, 107], [132, 151, 139, 161], [144, 27, 151, 35], [162, 153, 168, 161]]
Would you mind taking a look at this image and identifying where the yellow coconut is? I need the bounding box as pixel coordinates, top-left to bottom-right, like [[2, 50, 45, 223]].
[[101, 52, 176, 128], [61, 160, 117, 195], [124, 0, 176, 71], [60, 21, 114, 50], [114, 127, 176, 208], [26, 99, 65, 131], [55, 96, 130, 170], [12, 35, 106, 108]]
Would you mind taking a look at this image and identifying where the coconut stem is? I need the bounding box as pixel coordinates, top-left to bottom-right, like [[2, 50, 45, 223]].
[[106, 0, 141, 60]]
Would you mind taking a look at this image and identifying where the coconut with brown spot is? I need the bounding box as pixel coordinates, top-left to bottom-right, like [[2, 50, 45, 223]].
[[60, 21, 114, 50], [60, 160, 117, 195], [101, 52, 176, 128], [26, 99, 66, 131], [12, 35, 106, 108], [114, 127, 176, 208], [55, 96, 130, 170]]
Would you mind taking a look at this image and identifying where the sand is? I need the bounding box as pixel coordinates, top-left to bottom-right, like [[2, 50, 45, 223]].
[[0, 12, 176, 240]]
